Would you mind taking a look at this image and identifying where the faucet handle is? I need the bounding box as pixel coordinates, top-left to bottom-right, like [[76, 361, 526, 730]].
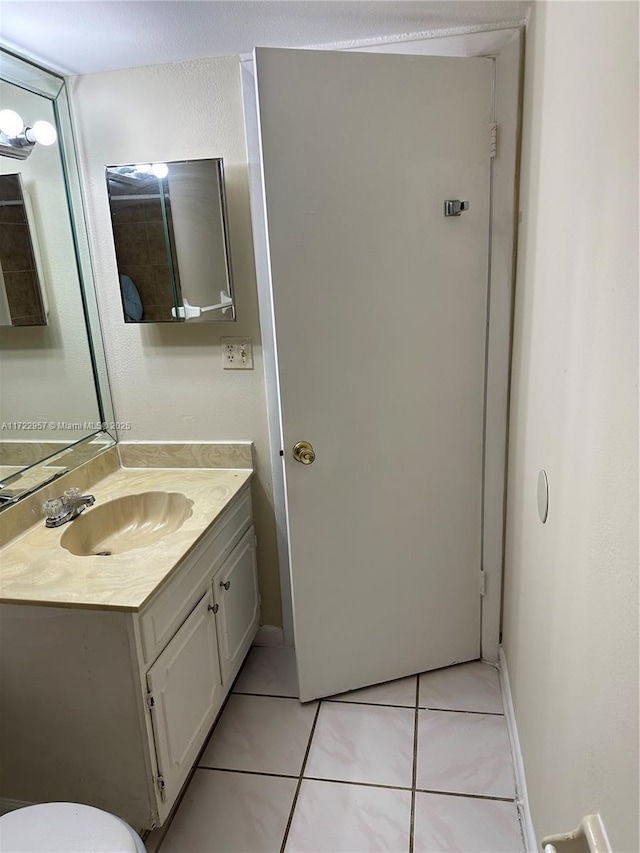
[[43, 498, 63, 517], [63, 487, 82, 502]]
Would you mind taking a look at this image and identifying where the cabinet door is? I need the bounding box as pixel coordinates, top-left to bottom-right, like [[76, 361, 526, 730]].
[[147, 590, 223, 812], [214, 526, 260, 684]]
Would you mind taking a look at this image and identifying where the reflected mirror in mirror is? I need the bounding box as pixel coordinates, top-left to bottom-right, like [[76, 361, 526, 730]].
[[105, 158, 235, 323], [0, 173, 47, 326]]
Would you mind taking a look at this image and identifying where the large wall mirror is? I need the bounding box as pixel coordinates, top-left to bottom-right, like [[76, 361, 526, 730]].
[[0, 49, 115, 507], [105, 159, 236, 323]]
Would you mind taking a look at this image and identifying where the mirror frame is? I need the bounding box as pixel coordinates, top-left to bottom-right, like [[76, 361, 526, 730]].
[[0, 47, 116, 508]]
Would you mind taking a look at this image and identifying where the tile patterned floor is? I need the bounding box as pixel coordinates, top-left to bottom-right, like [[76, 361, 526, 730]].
[[157, 648, 525, 852]]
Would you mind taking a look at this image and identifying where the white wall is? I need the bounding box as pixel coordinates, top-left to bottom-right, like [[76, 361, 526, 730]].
[[503, 2, 638, 850], [69, 57, 281, 626]]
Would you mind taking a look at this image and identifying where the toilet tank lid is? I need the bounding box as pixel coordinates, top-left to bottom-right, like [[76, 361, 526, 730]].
[[0, 802, 141, 853]]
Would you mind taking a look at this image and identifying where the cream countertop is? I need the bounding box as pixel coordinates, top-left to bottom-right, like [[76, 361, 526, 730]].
[[0, 466, 252, 612]]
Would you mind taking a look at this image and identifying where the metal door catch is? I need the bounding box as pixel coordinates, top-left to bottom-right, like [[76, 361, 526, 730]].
[[444, 200, 469, 217]]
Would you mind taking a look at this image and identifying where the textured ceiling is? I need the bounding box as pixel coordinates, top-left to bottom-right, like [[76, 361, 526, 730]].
[[0, 1, 530, 76]]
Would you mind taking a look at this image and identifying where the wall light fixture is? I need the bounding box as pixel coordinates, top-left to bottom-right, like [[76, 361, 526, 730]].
[[0, 109, 57, 160]]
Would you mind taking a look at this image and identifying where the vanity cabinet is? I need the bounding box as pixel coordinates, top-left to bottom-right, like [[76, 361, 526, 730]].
[[0, 484, 259, 831]]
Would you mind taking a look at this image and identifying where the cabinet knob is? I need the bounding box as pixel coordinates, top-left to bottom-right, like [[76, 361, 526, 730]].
[[208, 603, 219, 613], [220, 580, 231, 591]]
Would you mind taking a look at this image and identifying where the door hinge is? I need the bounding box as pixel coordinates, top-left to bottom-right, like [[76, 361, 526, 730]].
[[156, 774, 166, 796], [146, 692, 155, 710], [489, 123, 497, 159], [479, 570, 487, 597]]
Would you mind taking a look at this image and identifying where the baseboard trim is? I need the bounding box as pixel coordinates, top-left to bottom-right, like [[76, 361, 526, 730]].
[[254, 625, 285, 646], [0, 797, 31, 816], [499, 647, 537, 852]]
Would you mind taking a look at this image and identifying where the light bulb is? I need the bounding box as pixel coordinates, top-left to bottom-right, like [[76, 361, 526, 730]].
[[0, 108, 24, 137], [151, 162, 168, 179], [30, 120, 57, 146]]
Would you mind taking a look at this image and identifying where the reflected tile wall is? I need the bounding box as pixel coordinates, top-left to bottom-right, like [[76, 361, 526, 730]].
[[111, 195, 180, 322]]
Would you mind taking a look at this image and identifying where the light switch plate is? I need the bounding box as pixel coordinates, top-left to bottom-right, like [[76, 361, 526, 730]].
[[221, 337, 253, 369]]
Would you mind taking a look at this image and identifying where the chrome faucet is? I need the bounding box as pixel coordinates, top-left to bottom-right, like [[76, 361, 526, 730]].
[[43, 488, 95, 528]]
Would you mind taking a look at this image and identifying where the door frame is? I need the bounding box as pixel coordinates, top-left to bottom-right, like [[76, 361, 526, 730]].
[[241, 26, 524, 662]]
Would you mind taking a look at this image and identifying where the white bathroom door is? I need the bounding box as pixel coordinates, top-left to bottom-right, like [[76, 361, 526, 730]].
[[255, 48, 493, 701]]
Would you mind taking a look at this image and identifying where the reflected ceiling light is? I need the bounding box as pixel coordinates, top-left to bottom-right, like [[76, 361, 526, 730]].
[[30, 121, 57, 146], [109, 163, 169, 184], [151, 162, 168, 179], [0, 109, 23, 137], [0, 109, 57, 160]]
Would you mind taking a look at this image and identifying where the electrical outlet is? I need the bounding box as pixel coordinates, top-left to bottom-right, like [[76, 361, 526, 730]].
[[221, 337, 253, 370]]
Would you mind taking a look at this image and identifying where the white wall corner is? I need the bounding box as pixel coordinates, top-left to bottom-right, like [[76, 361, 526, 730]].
[[254, 625, 285, 646], [499, 647, 538, 852]]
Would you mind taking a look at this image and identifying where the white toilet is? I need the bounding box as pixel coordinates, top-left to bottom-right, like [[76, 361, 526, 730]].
[[0, 802, 146, 852]]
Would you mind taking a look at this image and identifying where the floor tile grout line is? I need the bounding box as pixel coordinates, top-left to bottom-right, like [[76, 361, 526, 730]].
[[234, 691, 417, 710], [195, 766, 516, 804], [302, 776, 412, 793], [233, 693, 503, 716], [279, 699, 322, 853], [323, 697, 416, 710], [415, 787, 517, 804], [232, 692, 503, 716], [409, 675, 420, 853], [197, 766, 299, 781], [232, 690, 301, 700], [421, 706, 504, 715]]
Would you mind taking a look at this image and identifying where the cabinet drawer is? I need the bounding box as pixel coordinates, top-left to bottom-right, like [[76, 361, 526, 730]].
[[139, 487, 252, 666]]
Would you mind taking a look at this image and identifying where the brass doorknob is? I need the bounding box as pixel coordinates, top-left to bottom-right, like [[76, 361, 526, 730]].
[[292, 441, 316, 465]]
